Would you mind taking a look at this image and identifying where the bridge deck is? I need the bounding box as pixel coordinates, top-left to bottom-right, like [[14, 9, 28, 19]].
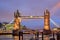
[[19, 16, 44, 19]]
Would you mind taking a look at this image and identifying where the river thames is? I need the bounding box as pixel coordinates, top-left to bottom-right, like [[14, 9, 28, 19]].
[[0, 34, 57, 40]]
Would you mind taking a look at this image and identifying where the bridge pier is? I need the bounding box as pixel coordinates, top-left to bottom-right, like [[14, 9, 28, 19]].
[[19, 31, 23, 40], [13, 30, 19, 40], [34, 31, 39, 40], [13, 30, 23, 40], [36, 31, 39, 40]]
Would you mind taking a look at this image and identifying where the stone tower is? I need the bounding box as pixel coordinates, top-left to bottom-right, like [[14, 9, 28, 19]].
[[43, 9, 51, 35], [14, 10, 21, 30]]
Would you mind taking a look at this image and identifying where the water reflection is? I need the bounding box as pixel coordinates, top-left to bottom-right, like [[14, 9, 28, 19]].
[[0, 34, 57, 40]]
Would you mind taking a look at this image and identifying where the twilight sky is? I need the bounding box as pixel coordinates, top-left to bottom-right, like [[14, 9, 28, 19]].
[[0, 0, 60, 29]]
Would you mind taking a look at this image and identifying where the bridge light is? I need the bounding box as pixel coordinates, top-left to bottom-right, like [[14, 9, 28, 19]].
[[30, 16, 33, 18], [53, 28, 58, 31]]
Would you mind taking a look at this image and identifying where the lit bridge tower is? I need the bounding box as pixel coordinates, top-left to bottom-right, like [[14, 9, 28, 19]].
[[14, 10, 21, 30], [13, 10, 23, 40], [43, 9, 51, 35]]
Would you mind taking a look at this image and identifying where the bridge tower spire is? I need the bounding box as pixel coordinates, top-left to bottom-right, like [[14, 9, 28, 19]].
[[43, 9, 51, 35]]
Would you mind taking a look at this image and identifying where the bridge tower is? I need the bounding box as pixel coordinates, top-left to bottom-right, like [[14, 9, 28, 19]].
[[14, 10, 21, 30], [13, 10, 23, 40], [43, 9, 51, 35]]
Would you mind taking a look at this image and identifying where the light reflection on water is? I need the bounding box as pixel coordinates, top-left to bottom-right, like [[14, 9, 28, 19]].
[[0, 34, 57, 40], [0, 35, 14, 40], [0, 34, 34, 40]]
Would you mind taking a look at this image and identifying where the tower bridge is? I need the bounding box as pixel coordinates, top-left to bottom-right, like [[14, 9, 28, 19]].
[[14, 9, 51, 35], [19, 16, 44, 19], [0, 9, 51, 34], [0, 9, 55, 40]]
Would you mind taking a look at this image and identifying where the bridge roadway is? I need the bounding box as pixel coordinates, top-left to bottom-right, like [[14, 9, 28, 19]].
[[19, 16, 44, 19]]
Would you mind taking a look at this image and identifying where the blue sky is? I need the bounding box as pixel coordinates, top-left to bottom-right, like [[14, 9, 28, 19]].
[[0, 0, 60, 29]]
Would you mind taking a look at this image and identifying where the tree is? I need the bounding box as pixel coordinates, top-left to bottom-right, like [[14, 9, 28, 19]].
[[6, 24, 13, 30]]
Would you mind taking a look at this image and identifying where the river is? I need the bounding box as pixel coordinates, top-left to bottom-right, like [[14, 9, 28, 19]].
[[0, 34, 57, 40]]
